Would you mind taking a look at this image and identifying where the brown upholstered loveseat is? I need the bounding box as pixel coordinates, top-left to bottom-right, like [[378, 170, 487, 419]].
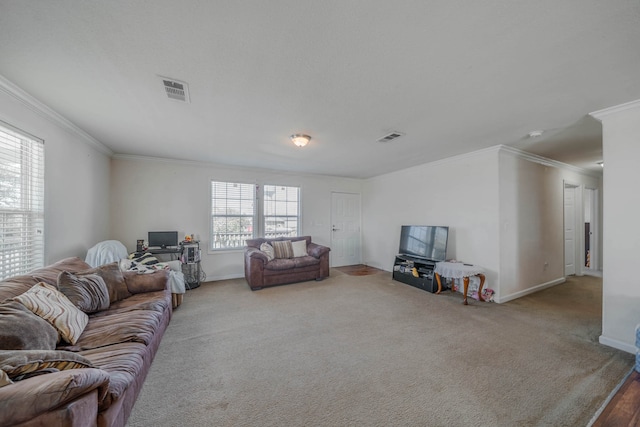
[[0, 257, 171, 427], [244, 236, 330, 290]]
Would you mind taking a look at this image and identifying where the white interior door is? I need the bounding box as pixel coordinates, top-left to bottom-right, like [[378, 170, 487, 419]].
[[330, 192, 361, 267], [564, 184, 577, 276]]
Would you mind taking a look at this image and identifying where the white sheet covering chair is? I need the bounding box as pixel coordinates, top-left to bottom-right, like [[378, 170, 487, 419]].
[[85, 240, 129, 267], [86, 240, 186, 307]]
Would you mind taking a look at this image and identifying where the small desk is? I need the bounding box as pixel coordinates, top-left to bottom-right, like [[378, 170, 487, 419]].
[[434, 262, 486, 305]]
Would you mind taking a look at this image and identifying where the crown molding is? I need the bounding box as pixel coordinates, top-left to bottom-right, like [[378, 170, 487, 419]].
[[112, 153, 362, 181], [589, 99, 640, 121], [0, 74, 113, 156], [497, 145, 601, 177]]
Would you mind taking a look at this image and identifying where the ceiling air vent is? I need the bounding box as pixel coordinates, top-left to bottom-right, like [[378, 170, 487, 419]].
[[376, 131, 405, 143], [160, 76, 190, 103]]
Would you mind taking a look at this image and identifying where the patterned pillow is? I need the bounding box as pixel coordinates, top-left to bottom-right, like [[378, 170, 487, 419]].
[[291, 240, 308, 257], [14, 282, 89, 345], [260, 243, 275, 261], [0, 350, 94, 381], [128, 252, 160, 266], [57, 271, 110, 313], [272, 240, 294, 259]]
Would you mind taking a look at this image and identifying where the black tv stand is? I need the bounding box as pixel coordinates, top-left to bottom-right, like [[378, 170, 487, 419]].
[[392, 255, 444, 293]]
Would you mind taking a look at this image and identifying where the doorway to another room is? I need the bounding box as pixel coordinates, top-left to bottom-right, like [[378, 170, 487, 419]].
[[564, 183, 600, 277]]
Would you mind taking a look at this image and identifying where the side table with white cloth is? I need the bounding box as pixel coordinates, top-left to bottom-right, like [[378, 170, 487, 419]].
[[434, 261, 486, 305]]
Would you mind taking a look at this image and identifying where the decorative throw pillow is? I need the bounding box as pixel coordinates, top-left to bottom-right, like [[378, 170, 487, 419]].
[[272, 240, 294, 259], [128, 252, 160, 266], [0, 350, 94, 381], [14, 282, 89, 345], [75, 262, 131, 303], [0, 301, 58, 350], [260, 243, 275, 261], [57, 271, 110, 313], [291, 240, 308, 258]]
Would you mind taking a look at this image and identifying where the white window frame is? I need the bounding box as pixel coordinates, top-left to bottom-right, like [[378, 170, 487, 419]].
[[209, 181, 301, 251], [0, 122, 45, 279], [263, 184, 300, 239], [210, 181, 256, 251]]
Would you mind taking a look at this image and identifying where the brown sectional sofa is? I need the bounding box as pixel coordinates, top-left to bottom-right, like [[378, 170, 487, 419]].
[[244, 236, 330, 290], [0, 257, 172, 427]]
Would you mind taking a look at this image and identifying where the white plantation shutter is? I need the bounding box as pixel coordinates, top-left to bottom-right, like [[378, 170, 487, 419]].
[[0, 122, 44, 279]]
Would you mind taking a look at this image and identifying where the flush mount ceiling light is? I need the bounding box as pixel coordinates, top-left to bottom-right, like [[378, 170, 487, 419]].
[[290, 134, 311, 147]]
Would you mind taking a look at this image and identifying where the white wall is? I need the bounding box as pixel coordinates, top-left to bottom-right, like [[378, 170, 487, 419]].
[[0, 79, 112, 264], [498, 148, 602, 302], [110, 156, 362, 280], [594, 102, 640, 353], [362, 147, 502, 295]]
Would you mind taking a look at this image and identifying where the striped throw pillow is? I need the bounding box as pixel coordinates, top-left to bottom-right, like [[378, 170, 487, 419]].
[[272, 240, 294, 259], [14, 282, 89, 345]]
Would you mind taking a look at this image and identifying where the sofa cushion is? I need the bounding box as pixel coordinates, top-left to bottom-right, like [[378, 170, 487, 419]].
[[260, 243, 275, 261], [0, 301, 59, 350], [265, 258, 296, 270], [272, 240, 294, 259], [14, 282, 88, 345], [291, 239, 308, 257], [75, 262, 132, 303], [0, 350, 94, 381], [58, 271, 110, 314], [60, 308, 163, 351], [122, 270, 167, 294], [80, 342, 147, 411], [293, 255, 321, 268]]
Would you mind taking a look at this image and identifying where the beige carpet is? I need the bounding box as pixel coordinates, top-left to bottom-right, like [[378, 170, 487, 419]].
[[127, 272, 633, 427]]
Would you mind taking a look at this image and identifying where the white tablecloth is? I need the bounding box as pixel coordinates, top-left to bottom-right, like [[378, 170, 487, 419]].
[[434, 261, 484, 278]]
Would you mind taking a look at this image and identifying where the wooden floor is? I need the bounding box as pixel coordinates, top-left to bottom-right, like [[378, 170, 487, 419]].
[[592, 370, 640, 426], [333, 264, 386, 276]]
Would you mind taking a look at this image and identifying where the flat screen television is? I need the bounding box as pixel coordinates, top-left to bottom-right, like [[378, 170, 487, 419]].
[[148, 231, 178, 248], [398, 225, 449, 261]]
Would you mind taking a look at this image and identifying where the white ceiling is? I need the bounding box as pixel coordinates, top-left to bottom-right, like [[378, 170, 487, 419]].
[[1, 1, 639, 178]]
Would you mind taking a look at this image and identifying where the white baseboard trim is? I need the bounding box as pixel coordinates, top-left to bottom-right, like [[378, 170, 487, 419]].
[[203, 273, 244, 282], [496, 277, 566, 303], [598, 335, 637, 354]]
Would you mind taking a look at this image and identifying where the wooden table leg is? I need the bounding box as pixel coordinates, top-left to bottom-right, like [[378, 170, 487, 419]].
[[435, 272, 443, 294], [463, 277, 470, 305], [477, 274, 486, 302]]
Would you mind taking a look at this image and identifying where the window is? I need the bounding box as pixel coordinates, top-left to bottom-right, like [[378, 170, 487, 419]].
[[0, 122, 44, 279], [210, 181, 255, 250], [263, 185, 299, 238], [210, 181, 300, 250]]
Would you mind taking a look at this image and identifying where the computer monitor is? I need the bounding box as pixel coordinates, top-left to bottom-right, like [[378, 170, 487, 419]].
[[148, 231, 178, 248]]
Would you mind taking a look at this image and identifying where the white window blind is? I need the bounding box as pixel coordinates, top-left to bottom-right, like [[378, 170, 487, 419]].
[[210, 181, 255, 250], [0, 123, 44, 279], [263, 185, 299, 238]]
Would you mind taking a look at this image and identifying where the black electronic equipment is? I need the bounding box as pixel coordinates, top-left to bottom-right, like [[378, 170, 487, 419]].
[[148, 231, 178, 249], [398, 225, 449, 262]]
